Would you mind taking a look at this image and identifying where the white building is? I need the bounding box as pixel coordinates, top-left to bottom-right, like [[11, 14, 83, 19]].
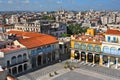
[[0, 45, 30, 75]]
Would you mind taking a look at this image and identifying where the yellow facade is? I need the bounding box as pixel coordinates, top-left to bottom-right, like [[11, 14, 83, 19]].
[[71, 40, 74, 48], [86, 28, 95, 36]]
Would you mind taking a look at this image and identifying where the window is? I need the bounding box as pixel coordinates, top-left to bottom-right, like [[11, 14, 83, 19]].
[[81, 44, 86, 50], [17, 55, 22, 63], [113, 37, 116, 42], [103, 46, 109, 53], [74, 42, 79, 49], [107, 36, 110, 42], [110, 47, 117, 54], [11, 56, 16, 65], [7, 60, 10, 66], [87, 44, 93, 51], [23, 54, 27, 60], [94, 45, 101, 52]]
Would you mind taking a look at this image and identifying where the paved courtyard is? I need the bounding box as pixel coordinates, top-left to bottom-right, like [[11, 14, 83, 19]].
[[52, 71, 102, 80], [17, 60, 120, 80]]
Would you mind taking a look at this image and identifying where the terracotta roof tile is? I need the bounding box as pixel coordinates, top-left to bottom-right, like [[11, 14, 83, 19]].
[[106, 29, 120, 35], [7, 30, 58, 49]]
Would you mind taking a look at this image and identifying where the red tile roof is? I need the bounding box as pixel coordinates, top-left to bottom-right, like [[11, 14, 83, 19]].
[[106, 29, 120, 35], [0, 46, 22, 53], [7, 30, 58, 49]]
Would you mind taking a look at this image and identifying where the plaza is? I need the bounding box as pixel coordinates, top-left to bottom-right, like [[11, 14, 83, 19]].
[[17, 60, 120, 80]]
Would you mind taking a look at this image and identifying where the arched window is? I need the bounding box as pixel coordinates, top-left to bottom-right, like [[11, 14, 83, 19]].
[[23, 53, 27, 61], [11, 56, 16, 65], [103, 46, 109, 53], [74, 42, 79, 49], [81, 43, 86, 50], [87, 44, 93, 51], [110, 47, 117, 54], [94, 45, 101, 52], [17, 55, 22, 63]]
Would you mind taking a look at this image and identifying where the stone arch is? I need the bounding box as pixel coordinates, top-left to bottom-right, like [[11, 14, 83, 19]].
[[110, 47, 117, 54], [74, 42, 79, 49], [88, 53, 93, 62], [23, 53, 27, 61], [24, 64, 27, 71], [103, 46, 109, 53], [18, 65, 23, 73], [81, 52, 86, 61], [17, 55, 22, 63], [94, 45, 101, 52], [12, 67, 17, 75], [81, 43, 86, 50], [74, 50, 79, 60], [87, 44, 93, 51], [11, 56, 16, 64]]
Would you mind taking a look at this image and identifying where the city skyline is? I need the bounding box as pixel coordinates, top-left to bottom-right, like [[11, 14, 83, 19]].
[[0, 0, 120, 11]]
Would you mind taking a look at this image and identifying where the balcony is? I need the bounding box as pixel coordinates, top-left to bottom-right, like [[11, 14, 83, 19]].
[[7, 59, 29, 67]]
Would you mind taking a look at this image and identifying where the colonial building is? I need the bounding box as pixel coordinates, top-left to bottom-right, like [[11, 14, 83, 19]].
[[0, 45, 30, 75], [71, 29, 105, 65], [14, 22, 67, 38], [7, 30, 60, 69], [102, 29, 120, 69]]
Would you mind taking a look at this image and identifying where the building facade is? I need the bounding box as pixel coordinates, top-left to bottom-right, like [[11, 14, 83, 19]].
[[0, 45, 30, 76], [71, 29, 105, 65], [71, 28, 120, 69], [102, 29, 120, 69], [7, 30, 60, 69], [70, 29, 105, 66]]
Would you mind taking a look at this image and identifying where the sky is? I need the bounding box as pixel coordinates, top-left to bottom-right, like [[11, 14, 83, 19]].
[[0, 0, 119, 11]]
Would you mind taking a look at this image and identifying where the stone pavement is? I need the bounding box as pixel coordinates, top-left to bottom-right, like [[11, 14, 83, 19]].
[[73, 61, 120, 79], [17, 59, 120, 80], [17, 63, 64, 80]]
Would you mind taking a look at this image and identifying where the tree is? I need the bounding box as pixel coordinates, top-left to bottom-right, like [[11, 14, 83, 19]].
[[67, 24, 88, 35], [61, 33, 70, 37]]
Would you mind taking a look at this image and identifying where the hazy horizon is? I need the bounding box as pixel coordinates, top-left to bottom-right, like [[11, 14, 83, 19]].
[[0, 0, 119, 11]]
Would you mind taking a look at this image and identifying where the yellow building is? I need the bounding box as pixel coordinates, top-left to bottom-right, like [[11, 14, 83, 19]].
[[71, 28, 105, 65]]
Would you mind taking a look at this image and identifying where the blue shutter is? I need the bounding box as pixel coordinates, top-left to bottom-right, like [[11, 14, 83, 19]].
[[113, 37, 116, 42], [108, 36, 110, 42]]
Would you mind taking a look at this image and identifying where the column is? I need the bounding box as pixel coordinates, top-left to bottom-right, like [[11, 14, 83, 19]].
[[51, 53, 52, 62], [41, 55, 43, 65], [79, 51, 81, 61], [71, 50, 74, 59], [115, 58, 118, 69], [16, 66, 18, 74], [99, 55, 103, 66], [86, 52, 88, 63], [107, 56, 110, 68], [62, 44, 64, 54], [22, 64, 24, 72], [36, 56, 38, 67], [92, 54, 95, 64]]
